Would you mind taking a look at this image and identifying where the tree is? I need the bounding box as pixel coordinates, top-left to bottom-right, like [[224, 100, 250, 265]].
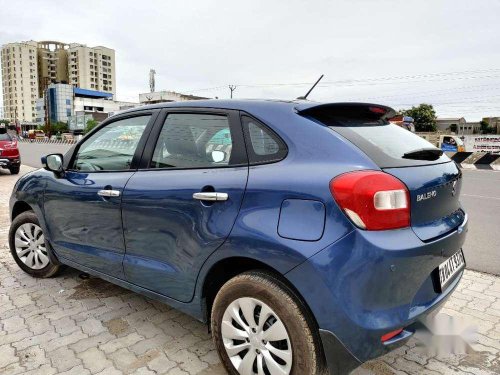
[[85, 119, 98, 134], [479, 120, 494, 134], [449, 124, 457, 133], [51, 121, 69, 134], [0, 119, 9, 125], [400, 104, 437, 132]]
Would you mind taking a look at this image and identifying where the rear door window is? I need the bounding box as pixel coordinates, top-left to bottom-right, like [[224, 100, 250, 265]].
[[150, 113, 240, 169]]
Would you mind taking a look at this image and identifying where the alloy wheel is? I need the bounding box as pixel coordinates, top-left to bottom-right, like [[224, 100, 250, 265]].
[[221, 297, 292, 375], [14, 223, 50, 270]]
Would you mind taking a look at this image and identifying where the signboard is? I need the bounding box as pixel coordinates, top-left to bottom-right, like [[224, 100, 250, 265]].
[[68, 114, 93, 131], [464, 135, 500, 154]]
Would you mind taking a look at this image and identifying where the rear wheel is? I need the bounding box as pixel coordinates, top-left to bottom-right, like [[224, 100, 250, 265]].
[[9, 211, 60, 278], [9, 166, 20, 175], [211, 271, 324, 375]]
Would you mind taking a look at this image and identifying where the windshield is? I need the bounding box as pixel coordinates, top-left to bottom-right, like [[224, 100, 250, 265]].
[[346, 123, 437, 159], [302, 106, 450, 167], [0, 133, 12, 141]]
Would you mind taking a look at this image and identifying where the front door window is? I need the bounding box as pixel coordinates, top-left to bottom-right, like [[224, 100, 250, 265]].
[[73, 115, 151, 171]]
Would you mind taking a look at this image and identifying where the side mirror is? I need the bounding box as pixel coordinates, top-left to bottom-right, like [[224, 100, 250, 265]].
[[42, 153, 64, 175], [211, 150, 226, 163]]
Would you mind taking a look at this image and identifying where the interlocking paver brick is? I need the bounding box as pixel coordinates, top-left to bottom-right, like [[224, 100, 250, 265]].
[[0, 344, 17, 368], [48, 346, 83, 372], [78, 347, 113, 374], [100, 332, 144, 354], [1, 166, 500, 375], [147, 352, 177, 374]]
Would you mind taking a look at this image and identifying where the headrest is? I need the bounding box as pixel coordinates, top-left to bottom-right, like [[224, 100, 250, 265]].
[[164, 125, 199, 156]]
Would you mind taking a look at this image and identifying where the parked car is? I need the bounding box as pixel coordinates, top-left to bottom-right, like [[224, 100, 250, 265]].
[[9, 100, 468, 375], [0, 131, 21, 174]]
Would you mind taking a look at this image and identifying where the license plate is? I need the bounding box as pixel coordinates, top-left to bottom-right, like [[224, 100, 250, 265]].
[[438, 250, 465, 289]]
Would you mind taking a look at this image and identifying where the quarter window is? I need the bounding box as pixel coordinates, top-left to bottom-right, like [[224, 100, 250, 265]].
[[151, 113, 234, 169], [72, 115, 150, 171], [242, 115, 287, 164]]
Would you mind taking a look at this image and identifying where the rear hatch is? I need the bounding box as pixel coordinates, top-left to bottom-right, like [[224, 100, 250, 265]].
[[298, 103, 464, 241]]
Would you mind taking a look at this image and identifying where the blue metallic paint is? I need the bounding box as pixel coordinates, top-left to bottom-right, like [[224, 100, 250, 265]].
[[44, 170, 135, 278], [285, 220, 467, 362], [121, 166, 248, 302], [278, 199, 326, 241], [9, 100, 469, 372]]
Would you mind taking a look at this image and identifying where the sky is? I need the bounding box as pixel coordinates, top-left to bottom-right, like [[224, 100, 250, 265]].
[[1, 0, 499, 121]]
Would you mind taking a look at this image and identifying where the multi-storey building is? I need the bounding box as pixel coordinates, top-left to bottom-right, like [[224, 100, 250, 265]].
[[1, 40, 116, 123], [1, 41, 39, 122], [67, 44, 116, 95], [37, 41, 69, 98]]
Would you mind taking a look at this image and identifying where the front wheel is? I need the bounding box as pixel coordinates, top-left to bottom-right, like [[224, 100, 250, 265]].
[[211, 271, 324, 375], [9, 166, 20, 175], [9, 211, 60, 278]]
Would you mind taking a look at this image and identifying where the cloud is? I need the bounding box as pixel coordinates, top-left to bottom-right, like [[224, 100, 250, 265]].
[[1, 0, 500, 120]]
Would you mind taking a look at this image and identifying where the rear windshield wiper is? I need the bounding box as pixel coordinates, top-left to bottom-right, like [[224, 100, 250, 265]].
[[402, 148, 443, 161]]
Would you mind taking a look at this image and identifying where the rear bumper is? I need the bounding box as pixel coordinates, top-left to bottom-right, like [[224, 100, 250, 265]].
[[286, 220, 467, 372], [0, 156, 20, 169]]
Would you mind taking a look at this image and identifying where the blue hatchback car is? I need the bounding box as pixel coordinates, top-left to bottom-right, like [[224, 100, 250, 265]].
[[9, 100, 467, 375]]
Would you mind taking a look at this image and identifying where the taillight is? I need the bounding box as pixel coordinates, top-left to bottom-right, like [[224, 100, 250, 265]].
[[330, 171, 410, 230]]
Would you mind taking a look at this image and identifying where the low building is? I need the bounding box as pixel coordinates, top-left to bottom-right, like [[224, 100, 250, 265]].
[[35, 83, 138, 133], [139, 90, 209, 104], [482, 117, 500, 134], [435, 117, 476, 134]]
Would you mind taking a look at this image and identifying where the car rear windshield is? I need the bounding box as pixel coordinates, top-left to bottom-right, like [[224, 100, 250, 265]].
[[304, 107, 450, 168]]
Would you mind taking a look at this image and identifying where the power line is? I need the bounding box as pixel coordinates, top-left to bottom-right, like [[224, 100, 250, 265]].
[[180, 68, 500, 94]]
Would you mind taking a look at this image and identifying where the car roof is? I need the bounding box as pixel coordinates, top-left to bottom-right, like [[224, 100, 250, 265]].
[[119, 99, 312, 114], [117, 99, 396, 118]]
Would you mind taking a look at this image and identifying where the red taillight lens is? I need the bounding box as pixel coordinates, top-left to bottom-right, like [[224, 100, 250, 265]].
[[330, 171, 410, 230]]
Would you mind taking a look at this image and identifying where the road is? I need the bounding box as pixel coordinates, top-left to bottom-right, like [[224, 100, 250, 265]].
[[17, 142, 73, 168], [16, 142, 500, 275], [461, 169, 500, 275]]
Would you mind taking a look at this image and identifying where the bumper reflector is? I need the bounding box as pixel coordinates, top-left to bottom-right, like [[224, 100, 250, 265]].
[[381, 328, 403, 342]]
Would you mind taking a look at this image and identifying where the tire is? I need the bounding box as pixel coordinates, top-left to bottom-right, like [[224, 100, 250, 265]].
[[211, 271, 324, 375], [9, 211, 60, 278], [9, 166, 20, 175]]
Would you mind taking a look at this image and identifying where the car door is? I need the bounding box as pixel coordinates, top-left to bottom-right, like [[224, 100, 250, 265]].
[[121, 109, 248, 302], [44, 111, 157, 278]]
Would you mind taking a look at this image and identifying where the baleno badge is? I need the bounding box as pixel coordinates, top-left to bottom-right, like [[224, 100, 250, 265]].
[[417, 190, 437, 202]]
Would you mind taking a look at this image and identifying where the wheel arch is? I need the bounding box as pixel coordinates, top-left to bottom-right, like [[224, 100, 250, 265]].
[[201, 256, 320, 332], [11, 200, 34, 221]]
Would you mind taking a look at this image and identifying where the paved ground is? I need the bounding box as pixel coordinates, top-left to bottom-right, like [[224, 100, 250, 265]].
[[1, 166, 499, 374], [16, 142, 500, 276]]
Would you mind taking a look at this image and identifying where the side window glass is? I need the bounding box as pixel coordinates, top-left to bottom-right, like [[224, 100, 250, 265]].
[[151, 113, 233, 169], [73, 115, 150, 171], [242, 115, 287, 164]]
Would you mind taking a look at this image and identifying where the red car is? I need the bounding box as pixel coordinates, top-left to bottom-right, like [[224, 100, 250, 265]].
[[0, 131, 21, 174]]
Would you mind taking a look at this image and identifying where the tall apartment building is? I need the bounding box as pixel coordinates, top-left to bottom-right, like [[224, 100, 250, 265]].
[[1, 40, 116, 123], [37, 41, 69, 98], [1, 41, 39, 122], [68, 44, 116, 95]]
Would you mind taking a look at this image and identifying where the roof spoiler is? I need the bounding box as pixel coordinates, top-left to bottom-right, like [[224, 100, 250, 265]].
[[295, 102, 398, 121]]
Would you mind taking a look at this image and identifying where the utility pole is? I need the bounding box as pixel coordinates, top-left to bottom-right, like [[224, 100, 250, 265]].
[[229, 85, 236, 99]]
